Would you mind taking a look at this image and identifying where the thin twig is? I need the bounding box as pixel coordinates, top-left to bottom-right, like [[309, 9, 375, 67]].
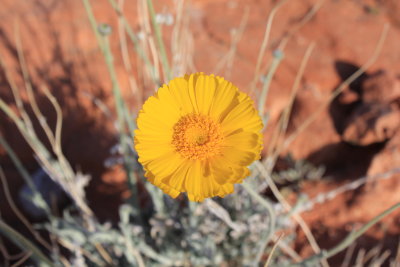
[[296, 202, 400, 266], [264, 234, 284, 267], [146, 0, 171, 81], [138, 0, 161, 85], [0, 166, 52, 252], [268, 42, 315, 158], [256, 161, 329, 267], [0, 220, 54, 266], [10, 251, 32, 267], [250, 0, 290, 94], [282, 24, 390, 151], [295, 167, 400, 214]]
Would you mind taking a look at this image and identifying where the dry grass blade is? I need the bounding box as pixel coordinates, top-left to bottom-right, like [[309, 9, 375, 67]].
[[0, 166, 71, 265], [213, 7, 249, 77], [297, 202, 400, 265], [171, 0, 194, 76], [10, 251, 32, 267], [277, 0, 325, 51], [267, 42, 315, 160], [117, 0, 141, 103], [0, 54, 34, 133], [205, 199, 245, 233], [0, 219, 54, 266], [146, 0, 171, 81], [250, 0, 289, 94], [340, 242, 357, 267], [255, 161, 329, 267], [282, 23, 390, 151], [264, 234, 284, 267]]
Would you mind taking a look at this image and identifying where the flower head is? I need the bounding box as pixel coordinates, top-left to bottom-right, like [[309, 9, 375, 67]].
[[134, 73, 263, 201]]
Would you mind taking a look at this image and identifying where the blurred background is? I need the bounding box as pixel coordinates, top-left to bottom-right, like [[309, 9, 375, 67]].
[[0, 0, 399, 266]]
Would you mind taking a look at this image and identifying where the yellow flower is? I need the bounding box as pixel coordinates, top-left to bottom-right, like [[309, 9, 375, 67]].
[[134, 73, 263, 201]]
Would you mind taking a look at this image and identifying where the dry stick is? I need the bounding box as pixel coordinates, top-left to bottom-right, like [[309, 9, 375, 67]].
[[0, 100, 58, 184], [138, 0, 161, 87], [0, 94, 92, 219], [10, 251, 32, 267], [170, 0, 183, 76], [0, 167, 55, 257], [2, 248, 28, 262], [107, 0, 159, 85], [41, 86, 63, 159], [373, 250, 391, 266], [255, 162, 329, 267], [395, 242, 400, 265], [282, 24, 390, 152], [0, 135, 50, 219], [94, 243, 113, 265], [295, 167, 400, 214], [225, 8, 249, 78], [340, 242, 357, 267], [264, 234, 284, 267], [256, 0, 324, 118], [117, 0, 141, 103], [171, 0, 192, 76], [15, 25, 56, 149], [0, 238, 11, 267], [0, 55, 34, 135], [213, 7, 250, 77], [205, 199, 245, 233], [250, 0, 290, 95], [14, 27, 93, 216], [277, 0, 325, 51], [56, 239, 103, 266], [275, 237, 302, 263], [267, 42, 315, 159], [295, 202, 400, 266], [0, 135, 38, 200], [0, 219, 54, 267], [263, 25, 389, 265], [355, 249, 366, 267], [146, 0, 171, 81], [258, 0, 324, 83], [363, 245, 383, 265], [0, 100, 72, 220]]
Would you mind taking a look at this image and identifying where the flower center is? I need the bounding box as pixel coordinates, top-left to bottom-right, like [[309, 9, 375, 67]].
[[172, 114, 223, 160]]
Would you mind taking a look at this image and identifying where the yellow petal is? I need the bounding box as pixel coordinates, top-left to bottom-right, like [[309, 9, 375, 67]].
[[194, 74, 217, 115], [217, 183, 234, 198], [209, 78, 239, 121], [168, 77, 195, 114], [221, 94, 263, 135], [224, 131, 260, 151], [221, 146, 258, 166], [163, 160, 191, 192], [185, 160, 203, 200], [144, 152, 183, 180]]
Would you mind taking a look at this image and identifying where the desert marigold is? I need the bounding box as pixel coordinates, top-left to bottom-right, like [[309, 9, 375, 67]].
[[134, 73, 263, 201]]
